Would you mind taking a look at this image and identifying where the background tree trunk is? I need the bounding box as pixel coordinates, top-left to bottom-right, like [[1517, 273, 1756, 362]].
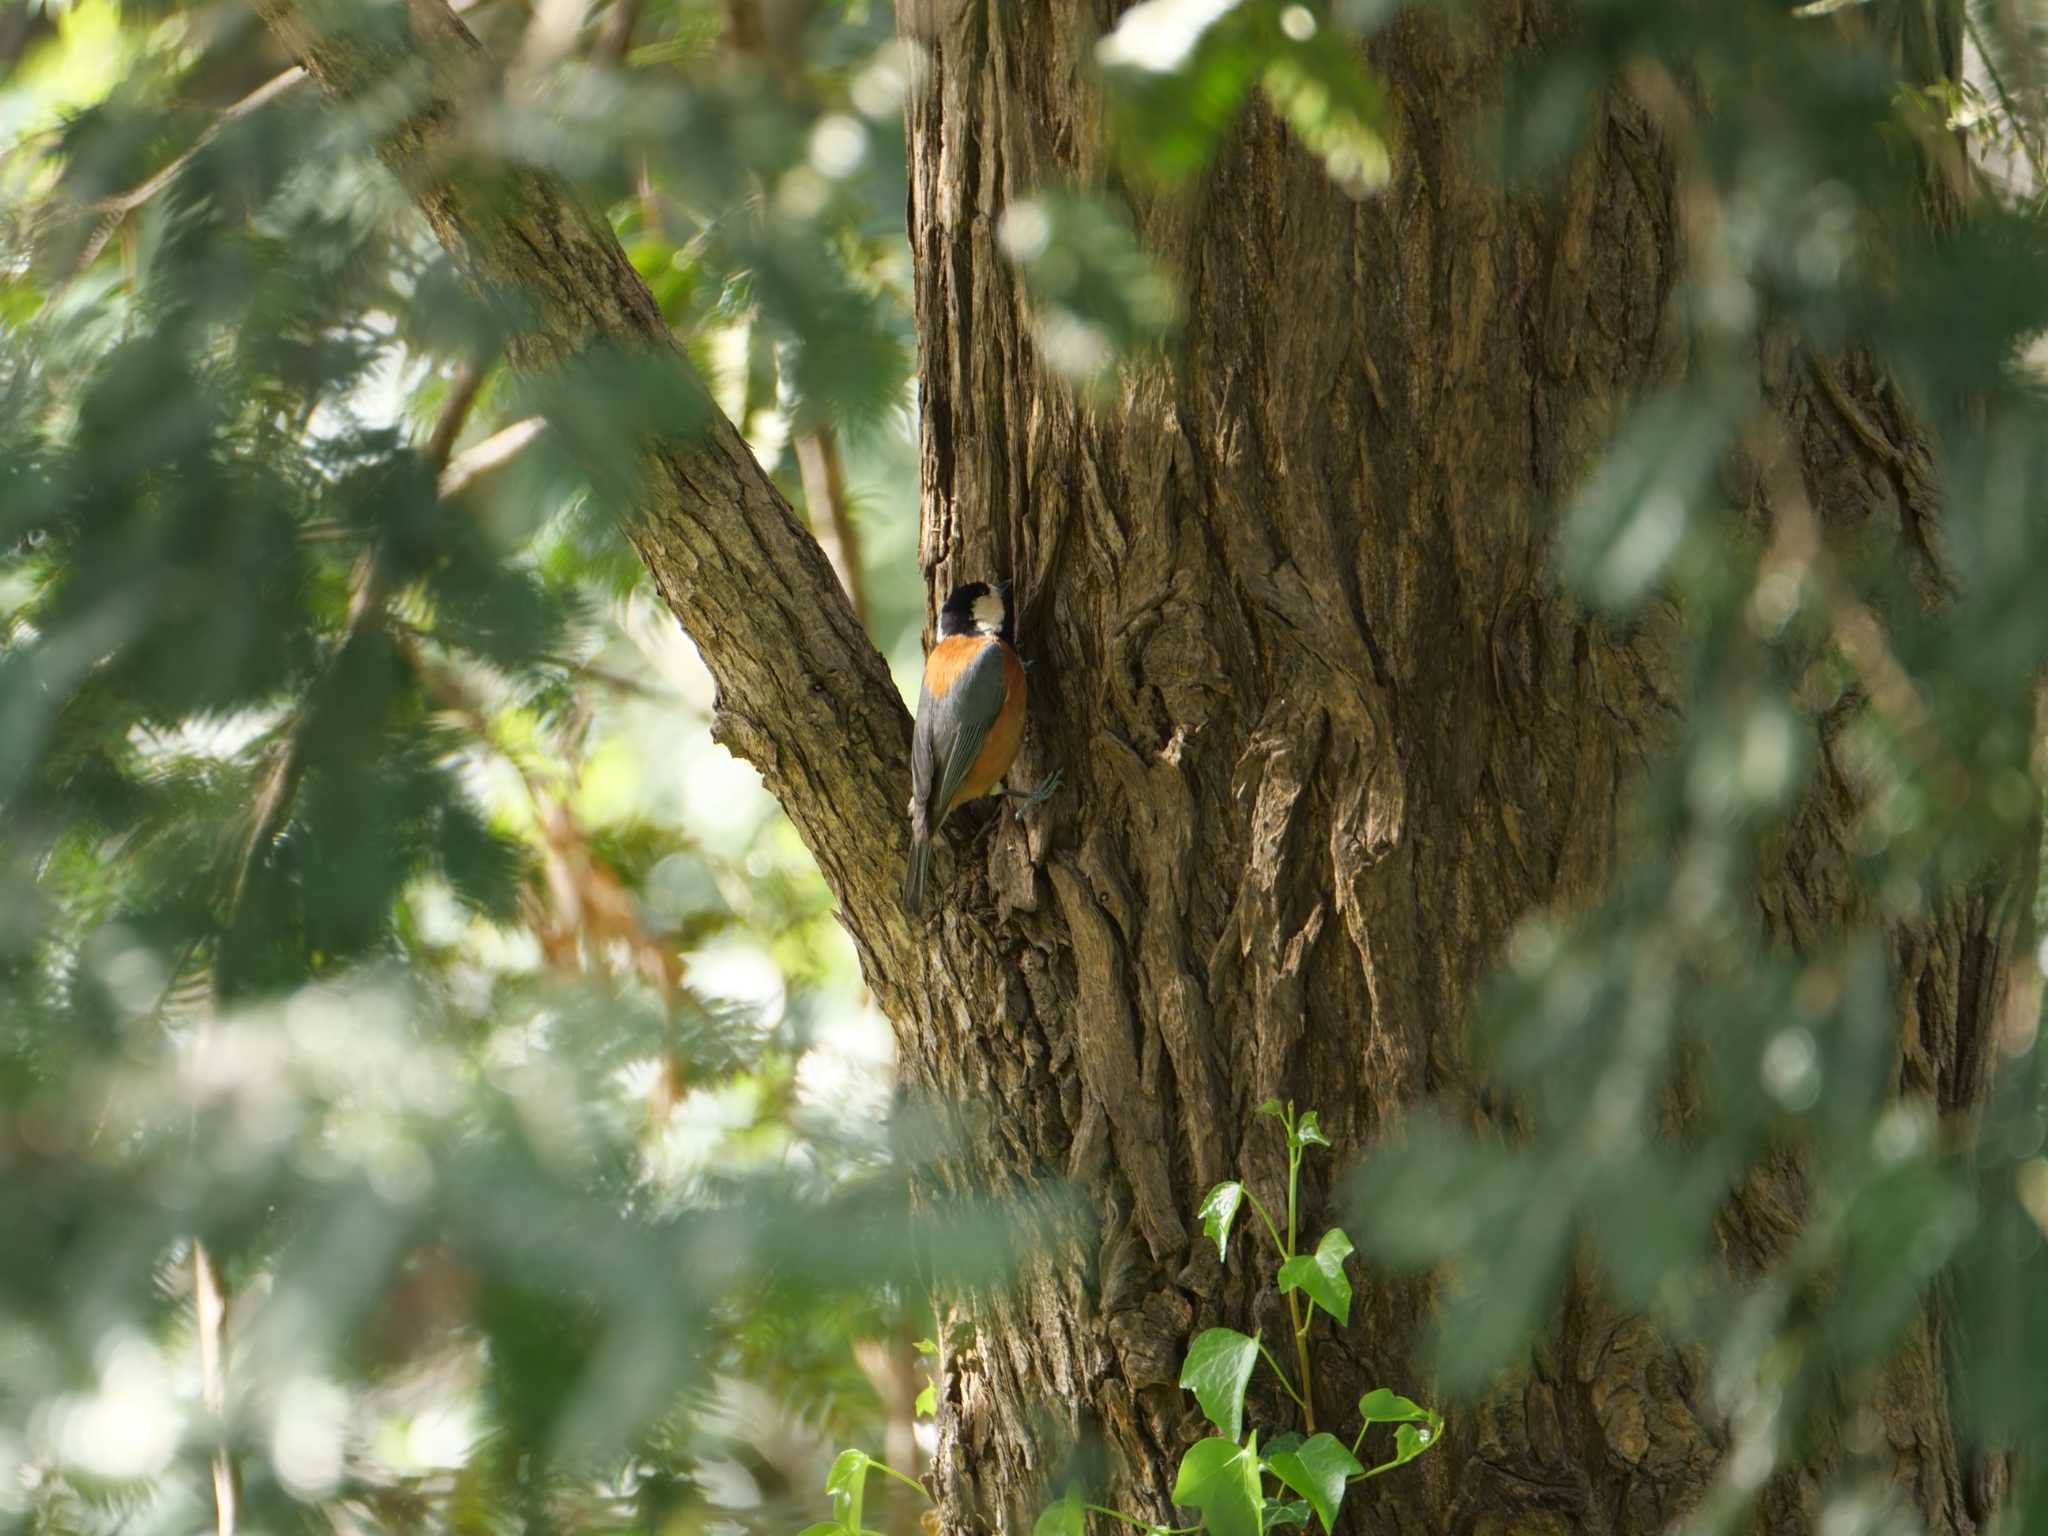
[[893, 5, 2027, 1534]]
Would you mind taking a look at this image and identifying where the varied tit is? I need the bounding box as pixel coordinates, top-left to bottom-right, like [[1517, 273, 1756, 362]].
[[901, 580, 1061, 914]]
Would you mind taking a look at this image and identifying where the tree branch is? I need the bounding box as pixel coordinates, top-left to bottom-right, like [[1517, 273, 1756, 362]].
[[795, 428, 870, 626], [248, 0, 916, 968], [193, 1241, 237, 1536]]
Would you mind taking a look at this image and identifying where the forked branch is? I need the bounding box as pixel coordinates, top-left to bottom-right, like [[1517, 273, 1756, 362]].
[[247, 0, 918, 967]]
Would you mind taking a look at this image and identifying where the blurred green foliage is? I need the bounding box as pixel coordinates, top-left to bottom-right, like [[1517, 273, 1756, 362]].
[[7, 0, 2048, 1534], [1340, 5, 2048, 1532], [0, 0, 951, 1529]]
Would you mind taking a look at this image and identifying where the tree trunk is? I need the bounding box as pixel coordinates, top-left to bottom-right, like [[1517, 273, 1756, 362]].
[[894, 5, 2026, 1535], [252, 0, 2028, 1530]]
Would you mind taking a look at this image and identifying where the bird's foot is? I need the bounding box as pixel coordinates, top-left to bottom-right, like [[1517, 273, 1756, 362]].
[[1003, 768, 1063, 808]]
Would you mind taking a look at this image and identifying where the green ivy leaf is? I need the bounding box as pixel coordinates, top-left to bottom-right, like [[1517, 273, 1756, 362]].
[[1277, 1228, 1354, 1325], [1262, 1431, 1306, 1457], [1256, 1098, 1287, 1119], [1394, 1422, 1436, 1463], [1178, 1326, 1262, 1441], [1262, 1499, 1313, 1530], [1355, 1388, 1429, 1425], [913, 1338, 938, 1355], [1293, 1111, 1332, 1150], [826, 1449, 870, 1533], [1265, 1433, 1365, 1534], [915, 1383, 937, 1418], [1354, 1391, 1444, 1477], [1198, 1181, 1246, 1263], [1032, 1487, 1086, 1536], [1172, 1434, 1263, 1536]]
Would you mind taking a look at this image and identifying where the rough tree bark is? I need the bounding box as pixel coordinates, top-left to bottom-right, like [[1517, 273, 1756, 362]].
[[254, 1, 2029, 1533], [891, 6, 2026, 1535]]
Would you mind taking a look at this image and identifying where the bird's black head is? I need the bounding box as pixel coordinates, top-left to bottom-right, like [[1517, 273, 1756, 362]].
[[938, 581, 1009, 640]]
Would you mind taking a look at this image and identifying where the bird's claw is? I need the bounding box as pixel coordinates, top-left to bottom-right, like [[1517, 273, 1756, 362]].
[[1007, 767, 1063, 808]]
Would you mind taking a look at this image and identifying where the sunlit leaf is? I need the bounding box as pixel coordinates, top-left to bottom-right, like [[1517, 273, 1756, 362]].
[[997, 189, 1181, 386], [1171, 1434, 1263, 1536], [1355, 1388, 1430, 1425], [1276, 1227, 1353, 1325], [827, 1448, 872, 1534], [1032, 1487, 1087, 1536], [1178, 1326, 1262, 1441], [1199, 1180, 1247, 1262], [1265, 1433, 1364, 1534]]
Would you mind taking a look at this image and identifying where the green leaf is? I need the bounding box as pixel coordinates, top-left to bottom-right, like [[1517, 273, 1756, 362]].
[[1355, 1389, 1429, 1425], [996, 189, 1182, 387], [1277, 1228, 1354, 1325], [1257, 35, 1391, 196], [1178, 1326, 1262, 1441], [826, 1449, 870, 1533], [1262, 1499, 1312, 1530], [1265, 1433, 1365, 1534], [1292, 1111, 1332, 1150], [913, 1337, 938, 1355], [914, 1383, 937, 1418], [1099, 10, 1262, 187], [1394, 1422, 1437, 1463], [1032, 1488, 1086, 1536], [1354, 1392, 1443, 1478], [1172, 1434, 1263, 1536], [796, 1525, 843, 1536], [1256, 1098, 1287, 1119], [1558, 386, 1743, 616], [1199, 1181, 1247, 1262]]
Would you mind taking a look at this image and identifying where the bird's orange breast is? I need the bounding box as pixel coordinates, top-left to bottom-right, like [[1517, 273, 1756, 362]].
[[925, 636, 1027, 814], [924, 633, 991, 699]]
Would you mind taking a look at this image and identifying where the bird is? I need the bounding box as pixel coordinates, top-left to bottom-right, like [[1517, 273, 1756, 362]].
[[901, 580, 1060, 914]]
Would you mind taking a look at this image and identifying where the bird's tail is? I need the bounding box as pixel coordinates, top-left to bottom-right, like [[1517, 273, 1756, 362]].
[[901, 832, 933, 915]]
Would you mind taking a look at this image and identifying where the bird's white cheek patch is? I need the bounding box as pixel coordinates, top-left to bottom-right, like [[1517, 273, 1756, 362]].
[[972, 592, 1005, 633]]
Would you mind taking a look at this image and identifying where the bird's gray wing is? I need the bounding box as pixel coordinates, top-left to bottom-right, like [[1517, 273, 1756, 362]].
[[908, 681, 938, 831], [921, 643, 1009, 828]]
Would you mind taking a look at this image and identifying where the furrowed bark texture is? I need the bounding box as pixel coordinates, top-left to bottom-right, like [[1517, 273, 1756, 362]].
[[256, 1, 2027, 1532], [892, 5, 2028, 1536]]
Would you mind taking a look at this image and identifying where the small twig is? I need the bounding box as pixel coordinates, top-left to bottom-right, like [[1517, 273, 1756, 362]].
[[595, 0, 645, 64], [514, 0, 597, 81], [409, 644, 696, 1110], [227, 354, 492, 943], [425, 356, 493, 469], [558, 657, 676, 700], [794, 428, 868, 625], [193, 1242, 237, 1536], [65, 0, 496, 284], [440, 416, 546, 498], [70, 67, 308, 278], [1964, 9, 2048, 198]]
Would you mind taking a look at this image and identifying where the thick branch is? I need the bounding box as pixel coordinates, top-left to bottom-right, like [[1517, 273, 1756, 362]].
[[248, 0, 916, 972]]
